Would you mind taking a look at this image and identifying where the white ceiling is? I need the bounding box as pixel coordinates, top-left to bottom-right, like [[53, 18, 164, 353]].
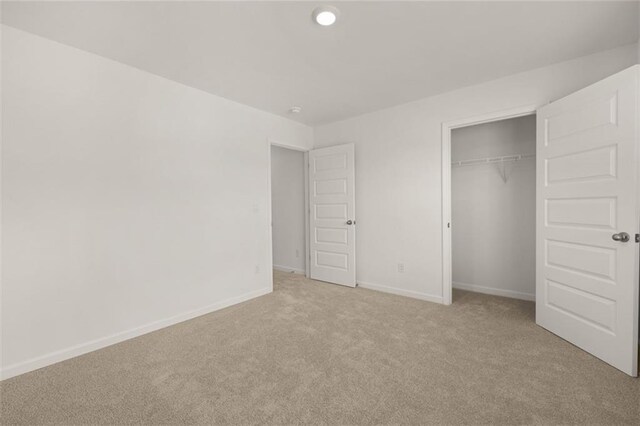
[[2, 1, 638, 125]]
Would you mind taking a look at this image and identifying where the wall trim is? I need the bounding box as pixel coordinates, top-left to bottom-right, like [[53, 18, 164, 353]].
[[453, 281, 535, 301], [0, 287, 272, 381], [273, 265, 305, 275], [357, 280, 443, 304]]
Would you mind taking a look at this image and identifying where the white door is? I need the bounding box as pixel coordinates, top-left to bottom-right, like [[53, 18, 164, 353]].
[[536, 65, 639, 376], [308, 144, 356, 287]]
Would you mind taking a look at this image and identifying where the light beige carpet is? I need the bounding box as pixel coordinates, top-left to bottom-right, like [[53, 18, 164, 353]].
[[1, 270, 638, 425]]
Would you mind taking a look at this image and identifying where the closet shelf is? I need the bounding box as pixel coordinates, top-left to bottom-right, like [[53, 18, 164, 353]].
[[451, 153, 535, 183], [451, 153, 535, 168]]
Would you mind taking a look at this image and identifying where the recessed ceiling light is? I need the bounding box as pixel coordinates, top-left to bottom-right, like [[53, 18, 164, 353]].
[[312, 6, 339, 26], [289, 106, 302, 114]]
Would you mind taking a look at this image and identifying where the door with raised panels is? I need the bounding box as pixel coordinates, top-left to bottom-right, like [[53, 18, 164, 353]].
[[536, 65, 639, 376], [308, 144, 356, 287]]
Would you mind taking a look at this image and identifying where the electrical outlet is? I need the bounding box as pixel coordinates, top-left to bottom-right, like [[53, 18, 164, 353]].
[[397, 263, 405, 273]]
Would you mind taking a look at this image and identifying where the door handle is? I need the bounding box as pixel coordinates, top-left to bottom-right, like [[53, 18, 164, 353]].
[[346, 220, 354, 225], [612, 232, 630, 242]]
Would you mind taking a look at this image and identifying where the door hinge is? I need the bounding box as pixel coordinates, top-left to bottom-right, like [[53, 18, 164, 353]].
[[636, 233, 640, 243]]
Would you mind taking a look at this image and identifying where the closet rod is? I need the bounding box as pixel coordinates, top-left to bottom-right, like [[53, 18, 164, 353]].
[[451, 153, 535, 167]]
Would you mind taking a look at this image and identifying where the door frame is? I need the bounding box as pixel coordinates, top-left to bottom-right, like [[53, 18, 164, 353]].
[[440, 104, 539, 305], [266, 139, 311, 290]]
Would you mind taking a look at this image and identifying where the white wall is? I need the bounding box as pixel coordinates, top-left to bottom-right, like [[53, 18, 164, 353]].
[[270, 146, 305, 274], [314, 43, 638, 303], [0, 26, 312, 379], [451, 116, 536, 300]]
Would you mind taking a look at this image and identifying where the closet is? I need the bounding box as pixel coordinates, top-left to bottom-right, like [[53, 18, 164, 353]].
[[451, 115, 536, 301]]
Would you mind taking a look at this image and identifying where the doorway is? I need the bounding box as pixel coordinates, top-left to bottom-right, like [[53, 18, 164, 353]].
[[440, 66, 639, 377], [270, 145, 307, 275], [441, 105, 537, 305], [450, 115, 536, 302], [268, 142, 357, 288]]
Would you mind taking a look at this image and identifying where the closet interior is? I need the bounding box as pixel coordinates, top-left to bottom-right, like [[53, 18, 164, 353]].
[[451, 115, 536, 302]]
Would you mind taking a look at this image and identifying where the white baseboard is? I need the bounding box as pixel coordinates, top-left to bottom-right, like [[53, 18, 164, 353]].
[[273, 264, 305, 275], [357, 280, 443, 304], [0, 287, 272, 381], [453, 281, 535, 301]]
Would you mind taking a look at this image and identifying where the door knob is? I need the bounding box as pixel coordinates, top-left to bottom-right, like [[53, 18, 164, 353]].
[[612, 232, 630, 242], [346, 220, 354, 225]]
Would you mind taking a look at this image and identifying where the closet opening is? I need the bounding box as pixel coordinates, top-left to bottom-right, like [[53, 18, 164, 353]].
[[441, 106, 537, 306], [450, 114, 536, 303]]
